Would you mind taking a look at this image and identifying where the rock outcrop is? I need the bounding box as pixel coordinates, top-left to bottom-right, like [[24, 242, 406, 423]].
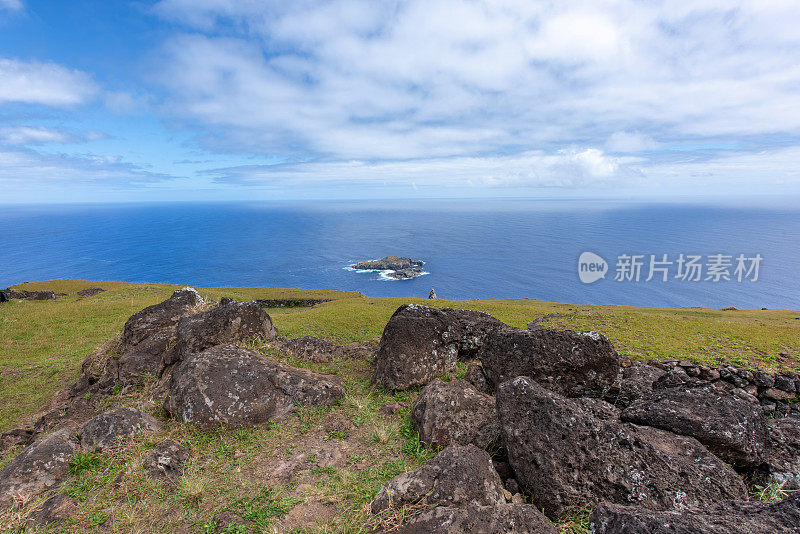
[[621, 382, 768, 467], [77, 287, 106, 298], [114, 287, 205, 382], [353, 256, 423, 271], [171, 299, 277, 361], [0, 429, 77, 508], [371, 444, 505, 514], [78, 407, 163, 451], [497, 377, 747, 518], [399, 504, 558, 534], [480, 326, 620, 397], [163, 344, 344, 429], [611, 361, 666, 408], [411, 379, 500, 449], [120, 287, 204, 350], [144, 439, 191, 485], [386, 268, 424, 279], [590, 495, 800, 534], [465, 361, 492, 394], [282, 336, 341, 363], [373, 304, 504, 390], [753, 416, 800, 490]]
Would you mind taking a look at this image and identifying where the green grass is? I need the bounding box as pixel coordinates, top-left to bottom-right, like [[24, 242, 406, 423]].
[[2, 279, 798, 433], [0, 279, 799, 532]]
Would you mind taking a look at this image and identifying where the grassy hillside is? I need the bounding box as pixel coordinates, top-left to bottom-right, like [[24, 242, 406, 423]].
[[0, 280, 798, 532], [2, 279, 798, 433]]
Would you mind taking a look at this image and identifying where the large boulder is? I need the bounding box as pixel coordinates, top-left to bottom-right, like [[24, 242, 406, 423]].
[[163, 344, 344, 429], [373, 304, 504, 390], [411, 379, 500, 449], [119, 287, 204, 350], [78, 407, 163, 451], [589, 495, 800, 534], [399, 504, 558, 534], [754, 416, 800, 491], [171, 299, 277, 361], [611, 362, 666, 408], [0, 429, 78, 508], [621, 382, 768, 467], [116, 329, 174, 382], [497, 377, 747, 518], [111, 287, 205, 383], [371, 444, 505, 514], [480, 326, 620, 397]]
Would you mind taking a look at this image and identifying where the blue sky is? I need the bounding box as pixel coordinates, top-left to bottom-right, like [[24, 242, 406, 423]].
[[2, 0, 800, 203]]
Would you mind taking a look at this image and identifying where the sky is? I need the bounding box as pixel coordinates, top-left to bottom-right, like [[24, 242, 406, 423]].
[[1, 0, 800, 203]]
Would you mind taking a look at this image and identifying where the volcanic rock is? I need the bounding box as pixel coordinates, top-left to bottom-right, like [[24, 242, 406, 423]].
[[373, 304, 504, 390], [411, 379, 500, 448], [480, 326, 620, 397], [497, 376, 747, 518], [371, 444, 505, 514], [163, 344, 344, 429]]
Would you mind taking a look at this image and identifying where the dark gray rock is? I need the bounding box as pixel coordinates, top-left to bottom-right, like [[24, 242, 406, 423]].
[[465, 361, 492, 394], [0, 428, 35, 453], [754, 416, 800, 491], [283, 336, 340, 363], [373, 304, 504, 390], [117, 329, 174, 382], [27, 493, 78, 527], [399, 504, 558, 534], [753, 371, 775, 388], [164, 344, 345, 429], [480, 326, 620, 397], [24, 290, 58, 300], [144, 439, 191, 484], [353, 256, 423, 271], [120, 287, 204, 350], [775, 375, 796, 394], [386, 268, 425, 279], [172, 299, 277, 360], [79, 407, 162, 451], [77, 287, 106, 298], [1, 288, 26, 300], [0, 429, 78, 508], [371, 444, 505, 514], [612, 362, 666, 408], [621, 382, 768, 467], [589, 496, 800, 534], [411, 379, 500, 448], [497, 377, 747, 518], [428, 288, 437, 299]]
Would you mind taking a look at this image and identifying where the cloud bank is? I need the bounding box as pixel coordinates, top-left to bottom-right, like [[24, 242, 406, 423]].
[[148, 0, 800, 191]]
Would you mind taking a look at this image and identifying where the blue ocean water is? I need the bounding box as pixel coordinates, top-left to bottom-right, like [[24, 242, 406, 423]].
[[1, 199, 798, 310]]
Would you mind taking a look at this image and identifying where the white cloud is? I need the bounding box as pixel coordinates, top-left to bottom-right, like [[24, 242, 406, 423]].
[[0, 0, 23, 11], [606, 131, 659, 153], [147, 0, 800, 191], [0, 58, 97, 106], [204, 148, 632, 188], [0, 146, 176, 184], [0, 126, 76, 145]]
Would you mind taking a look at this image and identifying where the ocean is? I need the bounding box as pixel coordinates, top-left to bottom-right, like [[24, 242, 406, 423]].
[[1, 199, 798, 310]]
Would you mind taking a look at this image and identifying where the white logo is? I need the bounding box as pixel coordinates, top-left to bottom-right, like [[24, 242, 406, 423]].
[[578, 252, 608, 284]]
